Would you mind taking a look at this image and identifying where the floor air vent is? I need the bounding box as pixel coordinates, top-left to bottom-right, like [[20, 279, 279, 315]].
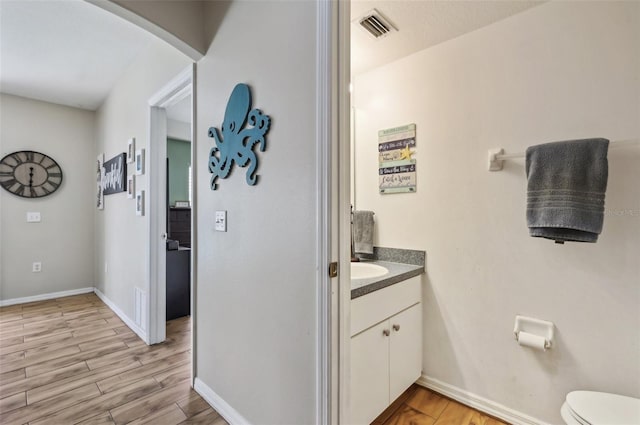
[[358, 9, 397, 39], [134, 286, 147, 331]]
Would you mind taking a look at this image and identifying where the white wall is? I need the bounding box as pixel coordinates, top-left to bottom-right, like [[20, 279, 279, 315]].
[[195, 2, 320, 424], [353, 2, 639, 423], [167, 118, 190, 142], [94, 42, 190, 327], [0, 94, 95, 300]]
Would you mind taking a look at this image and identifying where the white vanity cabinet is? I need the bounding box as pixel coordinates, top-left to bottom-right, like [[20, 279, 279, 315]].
[[350, 276, 422, 425]]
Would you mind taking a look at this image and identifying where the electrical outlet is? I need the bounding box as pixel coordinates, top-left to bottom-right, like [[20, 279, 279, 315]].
[[215, 210, 227, 232], [32, 262, 42, 273], [26, 212, 41, 222]]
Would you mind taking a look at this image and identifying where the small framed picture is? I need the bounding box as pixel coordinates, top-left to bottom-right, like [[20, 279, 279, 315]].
[[96, 153, 104, 210], [127, 175, 135, 199], [135, 149, 145, 175], [127, 138, 136, 163], [136, 190, 145, 216]]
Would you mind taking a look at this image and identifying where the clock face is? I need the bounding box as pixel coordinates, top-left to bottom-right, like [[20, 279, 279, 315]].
[[0, 151, 63, 198]]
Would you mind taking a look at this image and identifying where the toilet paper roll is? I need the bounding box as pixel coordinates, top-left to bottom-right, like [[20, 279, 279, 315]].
[[517, 331, 547, 351]]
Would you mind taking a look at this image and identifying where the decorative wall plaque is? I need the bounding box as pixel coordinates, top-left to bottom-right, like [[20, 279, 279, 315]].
[[208, 84, 271, 190], [103, 153, 127, 195], [378, 124, 417, 194], [96, 153, 104, 209]]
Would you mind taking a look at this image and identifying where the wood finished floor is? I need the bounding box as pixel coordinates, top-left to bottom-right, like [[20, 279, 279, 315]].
[[1, 293, 510, 425], [374, 385, 510, 425], [0, 293, 226, 425]]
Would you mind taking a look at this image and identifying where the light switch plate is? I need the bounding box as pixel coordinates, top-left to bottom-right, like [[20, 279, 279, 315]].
[[27, 212, 41, 222], [215, 210, 227, 232]]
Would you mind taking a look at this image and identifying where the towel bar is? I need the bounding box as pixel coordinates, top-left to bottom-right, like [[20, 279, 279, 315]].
[[487, 138, 639, 171]]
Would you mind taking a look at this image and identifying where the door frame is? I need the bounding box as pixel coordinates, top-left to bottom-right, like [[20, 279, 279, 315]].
[[332, 1, 351, 425], [336, 0, 352, 421], [147, 66, 196, 371], [318, 0, 334, 422], [320, 0, 352, 423]]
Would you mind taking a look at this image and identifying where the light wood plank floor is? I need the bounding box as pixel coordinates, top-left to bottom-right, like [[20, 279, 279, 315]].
[[373, 384, 510, 425], [0, 293, 226, 425], [2, 294, 511, 425]]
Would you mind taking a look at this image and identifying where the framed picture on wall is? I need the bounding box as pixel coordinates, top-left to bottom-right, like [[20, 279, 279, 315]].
[[127, 138, 136, 163], [136, 190, 145, 216], [103, 153, 127, 195], [135, 149, 145, 175], [96, 153, 104, 210], [127, 175, 135, 199]]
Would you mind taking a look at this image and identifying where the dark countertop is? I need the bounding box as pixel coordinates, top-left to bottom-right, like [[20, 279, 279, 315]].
[[351, 260, 424, 299]]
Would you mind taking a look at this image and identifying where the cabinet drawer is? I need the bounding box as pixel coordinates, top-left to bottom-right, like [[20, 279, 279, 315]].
[[170, 209, 191, 222], [170, 231, 190, 240], [170, 221, 190, 232], [351, 275, 421, 337]]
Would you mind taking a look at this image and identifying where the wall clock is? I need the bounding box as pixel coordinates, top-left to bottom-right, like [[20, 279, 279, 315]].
[[0, 151, 63, 198]]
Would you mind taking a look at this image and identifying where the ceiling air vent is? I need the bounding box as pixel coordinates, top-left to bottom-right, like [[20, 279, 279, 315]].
[[357, 9, 397, 39]]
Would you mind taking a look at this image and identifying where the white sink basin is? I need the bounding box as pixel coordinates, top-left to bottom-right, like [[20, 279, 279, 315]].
[[351, 263, 389, 280]]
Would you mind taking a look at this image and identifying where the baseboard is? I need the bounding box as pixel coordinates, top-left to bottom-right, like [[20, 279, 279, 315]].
[[194, 378, 251, 425], [416, 375, 550, 425], [0, 287, 94, 307], [94, 288, 149, 344]]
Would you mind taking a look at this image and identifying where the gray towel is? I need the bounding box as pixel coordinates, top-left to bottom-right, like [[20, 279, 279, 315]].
[[353, 210, 375, 254], [526, 138, 609, 243]]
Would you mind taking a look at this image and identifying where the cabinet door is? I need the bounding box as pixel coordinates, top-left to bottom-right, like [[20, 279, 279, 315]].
[[389, 303, 422, 402], [351, 320, 390, 425]]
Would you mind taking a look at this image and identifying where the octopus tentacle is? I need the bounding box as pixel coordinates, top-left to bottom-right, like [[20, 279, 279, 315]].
[[245, 151, 259, 185]]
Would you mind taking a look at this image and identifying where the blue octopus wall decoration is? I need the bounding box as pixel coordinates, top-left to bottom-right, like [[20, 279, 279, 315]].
[[208, 84, 271, 190]]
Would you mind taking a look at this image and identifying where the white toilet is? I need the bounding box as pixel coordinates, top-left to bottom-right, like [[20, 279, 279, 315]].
[[561, 391, 640, 425]]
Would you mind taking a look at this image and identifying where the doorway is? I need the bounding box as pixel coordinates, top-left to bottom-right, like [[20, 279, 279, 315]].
[[147, 65, 196, 382], [165, 96, 193, 324]]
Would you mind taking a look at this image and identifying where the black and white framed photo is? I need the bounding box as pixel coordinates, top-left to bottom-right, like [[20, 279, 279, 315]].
[[103, 153, 127, 195], [127, 138, 136, 163], [136, 190, 145, 216], [135, 149, 145, 175], [127, 175, 135, 199]]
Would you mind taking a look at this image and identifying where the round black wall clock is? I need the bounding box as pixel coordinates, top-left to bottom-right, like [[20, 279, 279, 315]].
[[0, 151, 63, 198]]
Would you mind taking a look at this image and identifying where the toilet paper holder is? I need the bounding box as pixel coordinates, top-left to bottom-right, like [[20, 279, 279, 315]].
[[514, 315, 554, 349]]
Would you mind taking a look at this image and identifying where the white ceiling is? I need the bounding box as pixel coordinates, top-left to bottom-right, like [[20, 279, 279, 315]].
[[0, 0, 156, 110], [0, 0, 545, 111], [351, 0, 544, 76]]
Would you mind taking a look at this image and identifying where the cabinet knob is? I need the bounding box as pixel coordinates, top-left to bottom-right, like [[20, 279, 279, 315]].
[[382, 329, 390, 337], [393, 324, 400, 332]]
